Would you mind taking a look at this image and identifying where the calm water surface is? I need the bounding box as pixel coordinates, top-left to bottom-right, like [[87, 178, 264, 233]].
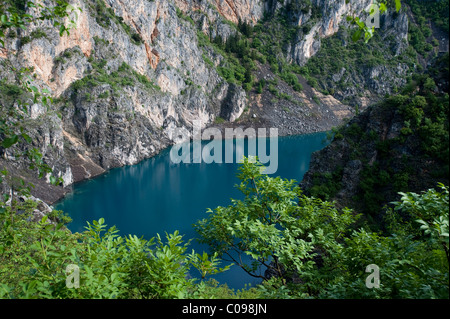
[[55, 132, 329, 289]]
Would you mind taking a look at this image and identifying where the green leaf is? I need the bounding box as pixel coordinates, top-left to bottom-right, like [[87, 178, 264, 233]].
[[352, 29, 363, 42], [49, 175, 57, 185], [2, 135, 19, 148], [21, 133, 32, 144], [40, 215, 48, 224], [395, 0, 401, 12]]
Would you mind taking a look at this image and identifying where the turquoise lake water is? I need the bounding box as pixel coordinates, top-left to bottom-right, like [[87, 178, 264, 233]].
[[54, 132, 329, 289]]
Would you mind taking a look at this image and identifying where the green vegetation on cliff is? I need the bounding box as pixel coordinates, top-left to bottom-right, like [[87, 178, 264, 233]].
[[303, 67, 449, 225]]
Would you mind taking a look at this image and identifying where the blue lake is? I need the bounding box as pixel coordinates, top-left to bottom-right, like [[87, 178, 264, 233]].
[[54, 132, 329, 289]]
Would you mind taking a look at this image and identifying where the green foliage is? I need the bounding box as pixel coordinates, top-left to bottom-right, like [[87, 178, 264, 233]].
[[268, 84, 279, 96], [392, 84, 449, 163], [406, 0, 449, 33], [312, 95, 320, 105], [238, 18, 253, 38], [0, 204, 230, 299], [309, 167, 344, 201], [399, 95, 426, 126], [211, 33, 252, 85], [29, 28, 47, 40], [1, 0, 79, 46], [280, 71, 302, 91], [323, 184, 449, 299], [198, 11, 303, 92], [71, 61, 160, 95], [214, 116, 225, 124], [304, 27, 415, 95], [256, 80, 264, 94], [195, 157, 357, 294], [176, 7, 195, 26], [423, 77, 437, 92], [1, 160, 448, 299], [0, 200, 79, 298], [201, 54, 214, 68], [347, 0, 402, 43], [0, 80, 25, 102], [306, 76, 318, 89], [195, 159, 449, 298], [409, 22, 429, 55], [406, 0, 449, 59], [320, 78, 449, 219], [20, 29, 47, 45]]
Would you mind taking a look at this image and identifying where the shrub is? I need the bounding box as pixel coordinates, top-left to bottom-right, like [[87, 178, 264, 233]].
[[214, 116, 225, 124], [243, 82, 253, 92], [293, 83, 303, 92], [307, 76, 318, 88], [30, 28, 47, 40]]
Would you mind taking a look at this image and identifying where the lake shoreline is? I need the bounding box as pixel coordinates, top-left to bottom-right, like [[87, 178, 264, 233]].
[[49, 128, 331, 206]]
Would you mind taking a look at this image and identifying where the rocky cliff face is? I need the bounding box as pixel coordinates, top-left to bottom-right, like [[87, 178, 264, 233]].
[[1, 0, 242, 202], [284, 0, 373, 66], [297, 5, 412, 108], [0, 0, 433, 204], [175, 0, 265, 24]]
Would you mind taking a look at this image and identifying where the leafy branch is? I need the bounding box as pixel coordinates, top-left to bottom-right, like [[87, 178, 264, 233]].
[[346, 0, 402, 43]]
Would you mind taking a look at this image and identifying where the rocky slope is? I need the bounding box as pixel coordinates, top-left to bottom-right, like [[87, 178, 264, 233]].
[[300, 51, 449, 225], [0, 0, 433, 204]]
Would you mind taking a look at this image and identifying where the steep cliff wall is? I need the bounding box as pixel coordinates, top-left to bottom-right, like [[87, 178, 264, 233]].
[[284, 0, 373, 65], [174, 0, 265, 24], [1, 0, 243, 202]]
